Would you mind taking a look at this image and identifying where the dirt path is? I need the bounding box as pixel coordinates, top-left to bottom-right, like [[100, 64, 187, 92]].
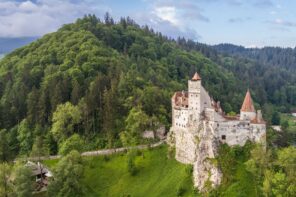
[[27, 140, 165, 161]]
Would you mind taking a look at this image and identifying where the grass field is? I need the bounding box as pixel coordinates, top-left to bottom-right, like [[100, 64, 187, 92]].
[[44, 145, 195, 197], [281, 113, 296, 131]]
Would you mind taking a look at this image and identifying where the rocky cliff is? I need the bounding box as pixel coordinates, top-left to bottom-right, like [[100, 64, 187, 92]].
[[168, 120, 222, 192]]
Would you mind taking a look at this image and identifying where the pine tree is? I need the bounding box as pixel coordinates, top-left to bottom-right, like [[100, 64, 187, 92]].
[[0, 163, 13, 197], [26, 87, 39, 124], [0, 129, 10, 162], [13, 163, 33, 197]]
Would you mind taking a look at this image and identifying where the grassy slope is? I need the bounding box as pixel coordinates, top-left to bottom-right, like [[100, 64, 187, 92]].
[[281, 114, 296, 131], [45, 146, 194, 197]]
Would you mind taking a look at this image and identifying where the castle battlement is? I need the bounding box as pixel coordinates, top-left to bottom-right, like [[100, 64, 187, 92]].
[[168, 72, 266, 191]]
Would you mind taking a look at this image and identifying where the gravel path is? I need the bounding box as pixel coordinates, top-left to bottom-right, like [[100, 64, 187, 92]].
[[27, 140, 165, 161]]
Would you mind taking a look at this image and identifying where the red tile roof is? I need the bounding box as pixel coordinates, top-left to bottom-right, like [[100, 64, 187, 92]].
[[172, 91, 188, 108], [241, 90, 255, 112], [192, 72, 201, 81]]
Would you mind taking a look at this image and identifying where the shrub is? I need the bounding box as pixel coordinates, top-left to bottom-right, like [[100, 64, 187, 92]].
[[176, 184, 186, 196], [127, 151, 137, 176]]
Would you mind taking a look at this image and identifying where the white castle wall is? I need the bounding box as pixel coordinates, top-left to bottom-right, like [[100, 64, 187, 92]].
[[174, 108, 189, 128], [250, 123, 266, 142], [216, 121, 252, 146]]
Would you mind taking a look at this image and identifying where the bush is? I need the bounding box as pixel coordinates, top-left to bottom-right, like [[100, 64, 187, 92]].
[[185, 165, 193, 176], [59, 134, 84, 155], [167, 146, 175, 159], [127, 151, 137, 176], [176, 184, 186, 196], [103, 155, 110, 162]]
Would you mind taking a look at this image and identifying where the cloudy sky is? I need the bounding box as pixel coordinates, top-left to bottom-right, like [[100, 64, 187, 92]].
[[1, 0, 296, 47]]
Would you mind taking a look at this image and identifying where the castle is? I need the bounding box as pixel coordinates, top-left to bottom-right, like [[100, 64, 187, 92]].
[[168, 72, 266, 191]]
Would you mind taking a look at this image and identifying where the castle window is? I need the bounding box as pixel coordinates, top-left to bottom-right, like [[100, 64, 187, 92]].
[[221, 135, 226, 140]]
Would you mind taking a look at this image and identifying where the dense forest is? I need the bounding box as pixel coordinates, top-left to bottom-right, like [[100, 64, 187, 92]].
[[214, 43, 296, 71]]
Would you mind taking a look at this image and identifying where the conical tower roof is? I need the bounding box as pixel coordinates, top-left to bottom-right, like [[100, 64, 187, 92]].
[[192, 72, 201, 81], [241, 89, 255, 112]]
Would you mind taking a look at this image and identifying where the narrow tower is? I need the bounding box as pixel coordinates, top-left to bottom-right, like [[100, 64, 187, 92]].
[[188, 72, 201, 125], [240, 89, 256, 121]]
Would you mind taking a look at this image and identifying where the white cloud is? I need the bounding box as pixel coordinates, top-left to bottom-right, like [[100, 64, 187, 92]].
[[0, 0, 106, 37], [154, 6, 179, 26], [272, 18, 296, 27]]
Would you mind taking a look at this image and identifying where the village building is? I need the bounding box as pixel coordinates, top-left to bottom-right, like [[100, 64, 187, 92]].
[[168, 72, 266, 191], [25, 161, 52, 191]]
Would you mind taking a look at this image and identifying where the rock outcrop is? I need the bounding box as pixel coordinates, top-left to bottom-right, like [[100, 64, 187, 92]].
[[168, 119, 222, 191], [193, 120, 222, 191]]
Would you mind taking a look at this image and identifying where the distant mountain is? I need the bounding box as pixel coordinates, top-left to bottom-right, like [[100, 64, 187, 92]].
[[0, 37, 38, 54], [213, 43, 296, 70]]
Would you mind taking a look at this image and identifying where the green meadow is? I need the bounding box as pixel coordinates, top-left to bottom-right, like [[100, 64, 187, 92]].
[[44, 146, 195, 197]]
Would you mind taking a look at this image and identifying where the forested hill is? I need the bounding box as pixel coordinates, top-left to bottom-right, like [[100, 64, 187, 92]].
[[0, 15, 243, 157], [213, 43, 296, 71]]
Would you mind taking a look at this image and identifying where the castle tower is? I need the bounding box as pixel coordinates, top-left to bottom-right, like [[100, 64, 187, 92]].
[[188, 72, 201, 124], [240, 89, 256, 121]]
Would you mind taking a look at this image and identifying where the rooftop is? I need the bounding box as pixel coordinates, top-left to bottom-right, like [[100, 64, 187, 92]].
[[240, 90, 255, 112], [192, 72, 201, 81]]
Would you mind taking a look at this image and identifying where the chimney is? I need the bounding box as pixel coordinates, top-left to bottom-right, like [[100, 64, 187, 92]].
[[257, 110, 262, 122]]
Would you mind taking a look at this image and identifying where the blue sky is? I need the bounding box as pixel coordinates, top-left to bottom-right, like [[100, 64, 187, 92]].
[[1, 0, 296, 47]]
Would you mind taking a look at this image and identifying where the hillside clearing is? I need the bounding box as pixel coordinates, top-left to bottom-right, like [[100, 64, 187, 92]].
[[44, 145, 195, 197]]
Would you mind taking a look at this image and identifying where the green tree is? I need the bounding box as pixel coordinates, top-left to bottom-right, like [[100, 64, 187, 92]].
[[280, 120, 289, 131], [59, 134, 84, 156], [0, 163, 13, 197], [71, 80, 82, 105], [13, 163, 33, 197], [0, 129, 10, 162], [277, 146, 296, 182], [26, 87, 39, 124], [262, 169, 273, 197], [120, 106, 149, 146], [271, 171, 289, 197], [17, 119, 33, 155], [48, 150, 84, 197], [30, 136, 49, 161], [50, 102, 81, 143], [271, 112, 281, 125]]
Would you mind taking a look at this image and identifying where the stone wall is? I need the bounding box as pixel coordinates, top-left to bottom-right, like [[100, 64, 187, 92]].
[[216, 121, 252, 146], [174, 127, 198, 164]]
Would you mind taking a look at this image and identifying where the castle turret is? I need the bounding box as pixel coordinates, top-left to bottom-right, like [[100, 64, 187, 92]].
[[188, 72, 201, 124], [240, 89, 256, 121]]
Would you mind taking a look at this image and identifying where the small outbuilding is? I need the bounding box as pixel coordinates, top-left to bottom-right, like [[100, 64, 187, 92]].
[[25, 161, 52, 191]]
